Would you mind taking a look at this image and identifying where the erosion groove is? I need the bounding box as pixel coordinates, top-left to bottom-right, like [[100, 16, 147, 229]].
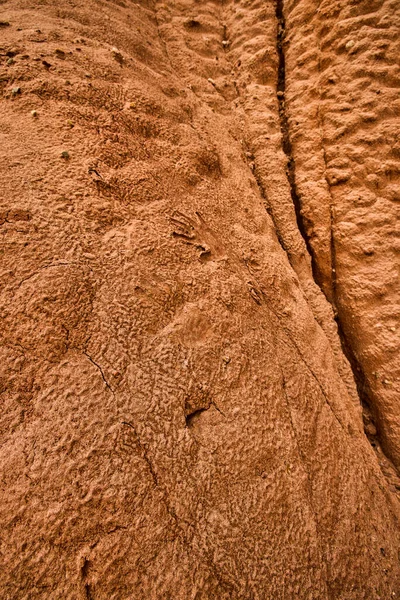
[[275, 1, 308, 249], [276, 0, 364, 438], [1, 0, 400, 598], [276, 0, 329, 293], [285, 0, 400, 476], [275, 0, 399, 480], [279, 0, 400, 485]]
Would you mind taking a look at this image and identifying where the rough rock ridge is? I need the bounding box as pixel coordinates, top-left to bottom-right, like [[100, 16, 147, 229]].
[[0, 0, 399, 598], [283, 0, 400, 476]]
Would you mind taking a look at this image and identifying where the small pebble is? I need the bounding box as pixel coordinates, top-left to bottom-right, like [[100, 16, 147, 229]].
[[31, 110, 38, 118], [345, 40, 355, 50], [0, 21, 10, 28], [365, 423, 377, 437], [61, 151, 70, 160], [6, 58, 15, 66], [11, 86, 21, 96]]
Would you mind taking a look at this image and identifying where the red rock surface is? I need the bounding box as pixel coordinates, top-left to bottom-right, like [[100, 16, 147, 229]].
[[0, 1, 399, 598]]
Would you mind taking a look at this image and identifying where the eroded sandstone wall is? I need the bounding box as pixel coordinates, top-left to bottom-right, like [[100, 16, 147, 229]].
[[0, 1, 399, 598], [283, 0, 400, 471]]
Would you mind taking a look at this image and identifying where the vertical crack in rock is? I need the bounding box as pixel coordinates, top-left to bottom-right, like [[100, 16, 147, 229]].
[[84, 583, 93, 600], [275, 0, 318, 279], [278, 0, 399, 479], [81, 558, 93, 600]]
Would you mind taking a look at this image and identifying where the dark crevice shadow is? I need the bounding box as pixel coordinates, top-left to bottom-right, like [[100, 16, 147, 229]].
[[276, 0, 399, 480]]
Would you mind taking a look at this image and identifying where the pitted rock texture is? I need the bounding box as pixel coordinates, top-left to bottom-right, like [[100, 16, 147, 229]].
[[0, 1, 399, 599], [283, 0, 400, 470]]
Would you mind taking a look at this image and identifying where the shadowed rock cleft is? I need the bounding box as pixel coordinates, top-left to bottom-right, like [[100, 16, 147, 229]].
[[1, 0, 399, 596]]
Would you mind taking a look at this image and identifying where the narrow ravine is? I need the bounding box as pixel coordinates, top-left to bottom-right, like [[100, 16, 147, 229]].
[[276, 0, 329, 292], [276, 0, 400, 485], [275, 1, 308, 247]]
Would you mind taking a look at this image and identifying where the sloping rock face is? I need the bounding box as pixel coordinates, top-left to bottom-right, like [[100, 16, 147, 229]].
[[0, 1, 399, 599]]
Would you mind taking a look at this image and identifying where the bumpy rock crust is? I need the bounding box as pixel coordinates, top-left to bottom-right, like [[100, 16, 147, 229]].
[[0, 1, 399, 598]]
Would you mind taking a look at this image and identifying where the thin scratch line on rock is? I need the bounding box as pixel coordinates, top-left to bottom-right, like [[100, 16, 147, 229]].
[[83, 351, 114, 393]]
